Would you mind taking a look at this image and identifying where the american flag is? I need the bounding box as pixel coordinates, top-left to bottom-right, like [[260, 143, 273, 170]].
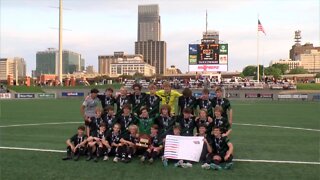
[[258, 19, 266, 35]]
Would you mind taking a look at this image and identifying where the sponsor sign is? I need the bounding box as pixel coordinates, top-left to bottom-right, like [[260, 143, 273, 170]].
[[219, 44, 228, 54], [189, 64, 228, 72], [15, 93, 35, 99], [219, 55, 228, 64], [164, 135, 204, 162], [38, 93, 56, 99], [61, 92, 84, 97], [0, 93, 11, 99]]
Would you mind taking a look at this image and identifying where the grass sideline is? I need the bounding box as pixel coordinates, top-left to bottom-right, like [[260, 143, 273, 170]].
[[297, 83, 320, 90], [0, 100, 319, 180]]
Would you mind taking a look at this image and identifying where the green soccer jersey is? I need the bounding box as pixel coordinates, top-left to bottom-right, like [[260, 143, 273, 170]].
[[136, 115, 158, 135]]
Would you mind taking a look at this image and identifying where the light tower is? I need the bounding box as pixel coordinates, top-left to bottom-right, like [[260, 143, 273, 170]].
[[294, 30, 301, 46], [58, 0, 63, 85]]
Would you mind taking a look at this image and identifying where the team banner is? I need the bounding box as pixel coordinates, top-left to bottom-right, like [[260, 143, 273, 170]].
[[0, 93, 11, 99], [164, 135, 204, 162]]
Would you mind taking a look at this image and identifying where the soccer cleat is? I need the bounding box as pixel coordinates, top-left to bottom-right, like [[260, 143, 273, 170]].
[[86, 156, 92, 161], [74, 154, 80, 161], [113, 157, 119, 163], [181, 162, 193, 168], [123, 158, 131, 163], [149, 158, 154, 164], [162, 159, 168, 167], [94, 157, 98, 162], [224, 162, 233, 170], [201, 163, 211, 170], [210, 163, 222, 170], [62, 156, 71, 160], [174, 160, 183, 167], [103, 156, 109, 161], [140, 156, 145, 163]]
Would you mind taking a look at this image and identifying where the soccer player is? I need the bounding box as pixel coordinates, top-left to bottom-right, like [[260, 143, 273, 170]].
[[86, 123, 110, 162], [119, 124, 140, 163], [97, 88, 116, 110], [212, 106, 231, 137], [195, 109, 213, 135], [145, 84, 161, 117], [212, 87, 233, 125], [136, 107, 159, 135], [130, 83, 147, 115], [106, 123, 122, 163], [156, 81, 182, 115], [203, 127, 234, 170], [177, 108, 197, 136], [101, 105, 117, 133], [197, 125, 213, 164], [81, 88, 101, 135], [140, 125, 163, 164], [117, 104, 137, 136], [178, 88, 197, 115], [62, 125, 87, 161], [85, 109, 102, 137], [155, 104, 176, 138], [197, 88, 214, 118], [115, 86, 131, 116]]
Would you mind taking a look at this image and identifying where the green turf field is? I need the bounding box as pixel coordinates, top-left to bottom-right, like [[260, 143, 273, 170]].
[[0, 99, 319, 180]]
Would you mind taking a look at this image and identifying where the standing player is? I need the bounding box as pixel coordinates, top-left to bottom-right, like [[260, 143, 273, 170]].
[[97, 88, 116, 110], [140, 125, 163, 164], [178, 88, 197, 115], [115, 87, 131, 116], [80, 88, 101, 135], [130, 83, 147, 115], [177, 108, 197, 136], [156, 81, 182, 115], [212, 87, 233, 125], [62, 125, 87, 161], [145, 84, 161, 117], [197, 88, 214, 118], [203, 127, 234, 170]]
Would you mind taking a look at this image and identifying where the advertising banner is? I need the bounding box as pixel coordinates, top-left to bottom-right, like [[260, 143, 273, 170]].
[[61, 92, 84, 97], [15, 94, 35, 99], [38, 93, 56, 99], [189, 64, 228, 72], [0, 93, 11, 99]]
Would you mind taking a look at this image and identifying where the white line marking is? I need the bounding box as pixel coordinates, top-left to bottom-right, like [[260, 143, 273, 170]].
[[0, 146, 319, 165], [0, 122, 82, 128], [233, 123, 320, 132]]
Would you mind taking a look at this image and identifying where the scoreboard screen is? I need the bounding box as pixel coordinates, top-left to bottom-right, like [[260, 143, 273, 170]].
[[199, 44, 219, 64]]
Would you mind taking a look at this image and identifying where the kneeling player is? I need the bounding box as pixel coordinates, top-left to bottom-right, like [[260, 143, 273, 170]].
[[119, 125, 140, 163], [205, 127, 234, 170], [140, 125, 163, 164], [62, 125, 87, 161]]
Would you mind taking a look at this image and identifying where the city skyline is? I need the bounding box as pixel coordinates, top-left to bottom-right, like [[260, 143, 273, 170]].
[[1, 0, 319, 75]]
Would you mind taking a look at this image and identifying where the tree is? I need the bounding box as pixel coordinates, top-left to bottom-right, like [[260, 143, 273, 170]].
[[242, 65, 263, 80], [316, 73, 320, 78], [265, 66, 282, 79], [271, 64, 289, 74], [289, 67, 308, 74]]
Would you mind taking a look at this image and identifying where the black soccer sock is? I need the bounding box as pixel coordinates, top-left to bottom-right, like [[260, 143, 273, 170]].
[[66, 146, 72, 157], [225, 155, 233, 163], [128, 147, 134, 158], [151, 151, 158, 159], [96, 147, 100, 157]]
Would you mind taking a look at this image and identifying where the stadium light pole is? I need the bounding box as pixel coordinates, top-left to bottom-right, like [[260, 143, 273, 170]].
[[58, 0, 63, 85]]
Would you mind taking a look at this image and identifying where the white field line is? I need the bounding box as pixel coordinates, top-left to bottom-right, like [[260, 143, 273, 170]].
[[0, 122, 82, 128], [233, 123, 320, 132], [0, 146, 319, 165]]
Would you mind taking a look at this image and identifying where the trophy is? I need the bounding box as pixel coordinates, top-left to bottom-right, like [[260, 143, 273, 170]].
[[136, 134, 150, 148]]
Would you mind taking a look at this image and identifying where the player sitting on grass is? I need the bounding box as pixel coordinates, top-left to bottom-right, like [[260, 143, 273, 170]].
[[107, 123, 122, 163], [162, 125, 186, 168], [119, 125, 140, 163], [140, 124, 163, 164], [202, 127, 234, 170], [86, 122, 111, 162], [62, 125, 87, 161], [212, 106, 232, 137], [197, 124, 213, 164], [195, 109, 213, 135], [101, 105, 117, 133]]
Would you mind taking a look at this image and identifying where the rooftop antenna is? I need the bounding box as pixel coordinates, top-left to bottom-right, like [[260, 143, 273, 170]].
[[294, 30, 301, 45]]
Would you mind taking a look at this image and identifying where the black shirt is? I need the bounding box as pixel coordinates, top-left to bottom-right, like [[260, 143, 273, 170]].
[[197, 98, 214, 117], [101, 113, 117, 133], [155, 115, 176, 138], [210, 136, 230, 155], [130, 93, 147, 115], [97, 94, 116, 109], [211, 97, 231, 119], [178, 96, 197, 115], [117, 113, 137, 135], [107, 132, 121, 145], [88, 117, 100, 136], [70, 134, 87, 146], [150, 134, 163, 147], [145, 94, 161, 117], [115, 95, 131, 116], [177, 116, 196, 136]]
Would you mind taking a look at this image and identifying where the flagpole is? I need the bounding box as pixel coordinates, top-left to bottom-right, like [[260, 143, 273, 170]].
[[257, 15, 260, 83]]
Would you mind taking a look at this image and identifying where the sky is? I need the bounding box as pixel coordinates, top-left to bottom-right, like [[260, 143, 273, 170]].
[[0, 0, 319, 75]]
